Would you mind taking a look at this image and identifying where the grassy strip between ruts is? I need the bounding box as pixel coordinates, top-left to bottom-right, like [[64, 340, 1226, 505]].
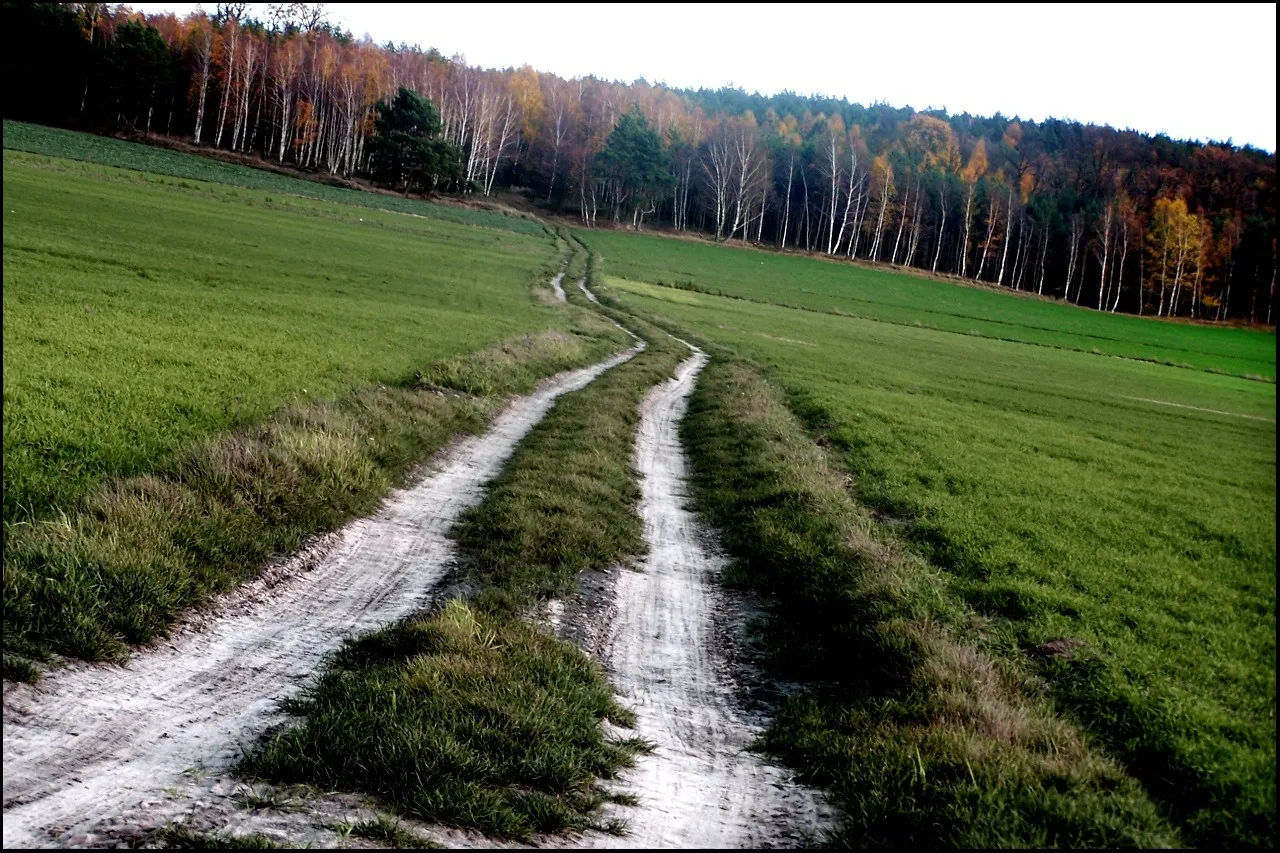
[[240, 262, 690, 839], [563, 231, 589, 291], [669, 350, 1182, 847], [453, 317, 688, 616], [3, 316, 629, 682]]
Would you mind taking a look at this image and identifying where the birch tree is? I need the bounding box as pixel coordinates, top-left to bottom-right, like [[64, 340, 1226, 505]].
[[868, 154, 894, 262], [727, 112, 765, 241], [542, 74, 568, 201], [995, 175, 1015, 286], [212, 16, 239, 148], [702, 117, 734, 241], [1093, 199, 1115, 309], [974, 180, 1005, 283], [957, 139, 988, 277], [187, 14, 214, 143], [819, 114, 846, 254]]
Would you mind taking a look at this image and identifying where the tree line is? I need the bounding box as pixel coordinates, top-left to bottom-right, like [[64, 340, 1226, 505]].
[[3, 2, 1275, 324]]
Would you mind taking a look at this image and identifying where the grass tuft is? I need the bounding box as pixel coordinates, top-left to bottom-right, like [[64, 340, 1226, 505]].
[[346, 814, 443, 848]]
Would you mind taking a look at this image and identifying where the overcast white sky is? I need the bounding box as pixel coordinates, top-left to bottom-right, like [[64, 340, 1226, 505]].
[[131, 3, 1278, 151]]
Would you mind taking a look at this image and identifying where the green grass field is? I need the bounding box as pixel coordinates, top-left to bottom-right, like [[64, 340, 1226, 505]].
[[3, 148, 566, 524], [581, 230, 1276, 380], [578, 230, 1277, 846]]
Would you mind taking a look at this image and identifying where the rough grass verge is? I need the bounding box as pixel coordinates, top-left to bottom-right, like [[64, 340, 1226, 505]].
[[242, 269, 687, 840], [3, 322, 627, 681], [677, 354, 1182, 848]]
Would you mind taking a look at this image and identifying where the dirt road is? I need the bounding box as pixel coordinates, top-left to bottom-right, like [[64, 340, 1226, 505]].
[[1, 346, 639, 849], [5, 290, 831, 848]]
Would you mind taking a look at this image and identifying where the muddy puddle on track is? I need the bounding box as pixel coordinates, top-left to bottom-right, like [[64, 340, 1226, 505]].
[[1, 346, 640, 850], [544, 343, 835, 849]]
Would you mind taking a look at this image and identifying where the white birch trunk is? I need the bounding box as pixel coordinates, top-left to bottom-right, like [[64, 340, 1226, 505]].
[[1110, 222, 1128, 313], [757, 184, 767, 243], [959, 182, 975, 277], [996, 184, 1014, 286], [976, 199, 999, 281], [870, 168, 892, 263], [826, 133, 840, 254], [907, 183, 925, 267], [194, 44, 212, 144], [891, 175, 910, 265], [1095, 203, 1113, 309], [834, 152, 858, 255], [1037, 222, 1049, 295], [214, 24, 239, 149], [850, 175, 869, 258], [932, 182, 948, 273], [780, 153, 794, 248], [1156, 242, 1169, 317]]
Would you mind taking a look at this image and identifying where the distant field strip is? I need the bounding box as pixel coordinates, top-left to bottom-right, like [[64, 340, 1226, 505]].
[[618, 275, 1277, 379], [581, 229, 1276, 847], [580, 230, 1276, 380], [2, 120, 544, 236]]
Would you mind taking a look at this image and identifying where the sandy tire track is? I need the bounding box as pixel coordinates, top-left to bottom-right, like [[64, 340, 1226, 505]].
[[556, 342, 834, 848], [549, 265, 567, 303], [1, 346, 640, 850]]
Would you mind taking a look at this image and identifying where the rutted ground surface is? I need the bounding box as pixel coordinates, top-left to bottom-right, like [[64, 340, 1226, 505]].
[[1, 347, 639, 850], [578, 275, 600, 304], [552, 344, 835, 848]]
